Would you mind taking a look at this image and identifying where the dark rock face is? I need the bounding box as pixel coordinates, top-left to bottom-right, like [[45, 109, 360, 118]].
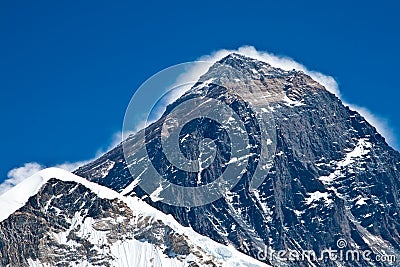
[[75, 54, 400, 266]]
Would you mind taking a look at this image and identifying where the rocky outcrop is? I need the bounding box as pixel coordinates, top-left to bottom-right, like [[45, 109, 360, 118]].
[[0, 176, 238, 266]]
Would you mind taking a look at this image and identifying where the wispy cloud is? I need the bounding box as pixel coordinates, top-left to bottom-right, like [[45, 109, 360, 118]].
[[95, 131, 123, 157], [0, 161, 89, 195], [164, 46, 341, 97], [198, 46, 342, 96], [0, 132, 124, 196], [0, 163, 44, 195], [168, 45, 397, 149], [1, 46, 397, 195], [346, 104, 398, 149]]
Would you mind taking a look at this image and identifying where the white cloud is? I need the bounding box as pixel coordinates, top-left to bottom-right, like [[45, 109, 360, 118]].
[[1, 46, 397, 195], [0, 130, 129, 197], [0, 160, 92, 196], [127, 46, 340, 135], [172, 45, 341, 98], [53, 161, 90, 172], [95, 131, 123, 157], [0, 163, 44, 195], [0, 130, 129, 196], [168, 45, 396, 149], [0, 132, 125, 196], [346, 104, 397, 149]]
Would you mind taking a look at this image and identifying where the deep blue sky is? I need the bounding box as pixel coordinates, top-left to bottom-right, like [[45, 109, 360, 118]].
[[1, 1, 399, 181]]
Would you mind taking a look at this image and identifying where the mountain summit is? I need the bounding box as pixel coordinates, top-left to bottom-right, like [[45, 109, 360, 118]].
[[1, 54, 399, 266], [76, 54, 400, 266]]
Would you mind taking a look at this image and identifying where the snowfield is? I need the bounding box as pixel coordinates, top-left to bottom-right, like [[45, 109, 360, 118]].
[[0, 168, 270, 267]]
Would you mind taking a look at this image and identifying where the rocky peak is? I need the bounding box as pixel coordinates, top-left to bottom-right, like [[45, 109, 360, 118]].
[[190, 53, 325, 106], [73, 54, 400, 266]]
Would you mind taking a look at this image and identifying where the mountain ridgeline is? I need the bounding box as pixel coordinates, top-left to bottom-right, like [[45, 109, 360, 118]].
[[1, 54, 399, 266], [75, 54, 400, 266]]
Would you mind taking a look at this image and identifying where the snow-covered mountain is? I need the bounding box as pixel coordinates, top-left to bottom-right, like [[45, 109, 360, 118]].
[[0, 168, 268, 267], [1, 53, 400, 266], [75, 54, 400, 266]]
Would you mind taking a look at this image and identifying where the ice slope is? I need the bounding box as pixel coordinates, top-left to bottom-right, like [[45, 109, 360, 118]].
[[0, 168, 269, 267]]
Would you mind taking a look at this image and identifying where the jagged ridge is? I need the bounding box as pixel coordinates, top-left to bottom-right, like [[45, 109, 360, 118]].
[[74, 54, 400, 266], [0, 168, 270, 267]]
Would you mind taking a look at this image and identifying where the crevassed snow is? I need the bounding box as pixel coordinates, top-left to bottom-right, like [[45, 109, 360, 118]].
[[1, 168, 270, 267], [49, 212, 187, 267], [109, 239, 185, 267]]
